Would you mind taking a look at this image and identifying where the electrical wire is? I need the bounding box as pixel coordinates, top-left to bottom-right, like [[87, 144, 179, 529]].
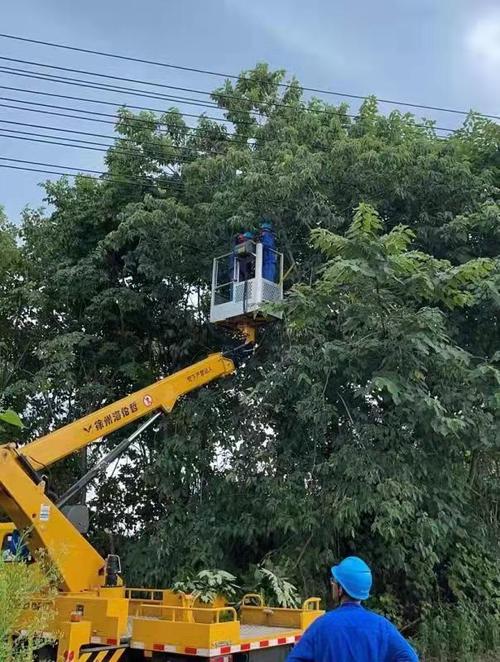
[[0, 55, 471, 126], [0, 83, 241, 126], [0, 110, 455, 180], [0, 32, 497, 120], [0, 117, 233, 158], [0, 97, 455, 139], [0, 128, 238, 176], [0, 55, 224, 102], [0, 62, 487, 129], [0, 129, 196, 163], [0, 66, 220, 111], [0, 111, 455, 170], [0, 156, 184, 188]]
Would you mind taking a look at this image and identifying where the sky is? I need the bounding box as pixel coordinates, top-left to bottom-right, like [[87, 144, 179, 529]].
[[0, 0, 498, 223]]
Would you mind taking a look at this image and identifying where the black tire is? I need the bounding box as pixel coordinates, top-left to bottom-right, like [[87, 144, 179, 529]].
[[35, 645, 57, 661]]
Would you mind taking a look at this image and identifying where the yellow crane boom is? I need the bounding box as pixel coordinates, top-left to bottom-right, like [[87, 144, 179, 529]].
[[20, 352, 235, 469], [0, 351, 236, 593]]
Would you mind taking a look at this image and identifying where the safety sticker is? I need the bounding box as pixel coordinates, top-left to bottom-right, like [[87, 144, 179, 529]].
[[40, 504, 50, 521]]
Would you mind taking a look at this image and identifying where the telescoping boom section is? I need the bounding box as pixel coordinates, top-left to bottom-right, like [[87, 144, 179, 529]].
[[20, 352, 236, 469]]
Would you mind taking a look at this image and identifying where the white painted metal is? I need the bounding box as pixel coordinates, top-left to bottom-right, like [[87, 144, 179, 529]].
[[210, 242, 283, 324]]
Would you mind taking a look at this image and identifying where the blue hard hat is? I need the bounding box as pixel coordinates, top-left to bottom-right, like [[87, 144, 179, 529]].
[[331, 556, 372, 600], [243, 231, 254, 239], [261, 221, 273, 230]]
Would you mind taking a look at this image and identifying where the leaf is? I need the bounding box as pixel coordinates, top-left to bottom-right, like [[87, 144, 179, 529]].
[[0, 410, 23, 429], [371, 376, 402, 405]]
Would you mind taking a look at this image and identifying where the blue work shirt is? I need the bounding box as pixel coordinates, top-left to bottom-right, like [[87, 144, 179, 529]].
[[287, 603, 418, 662]]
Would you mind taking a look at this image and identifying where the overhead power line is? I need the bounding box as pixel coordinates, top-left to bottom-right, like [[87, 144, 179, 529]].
[[0, 69, 459, 137], [0, 55, 221, 102], [1, 61, 498, 127], [0, 32, 497, 120], [0, 131, 200, 183], [0, 119, 231, 162], [0, 80, 396, 137], [0, 116, 207, 152], [0, 55, 474, 125], [0, 64, 379, 125], [0, 66, 220, 111], [0, 162, 179, 189], [0, 98, 457, 150], [0, 83, 240, 126], [0, 156, 184, 188]]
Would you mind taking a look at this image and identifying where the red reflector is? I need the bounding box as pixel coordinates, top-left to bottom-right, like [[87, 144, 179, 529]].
[[106, 638, 118, 646], [153, 644, 163, 651], [260, 640, 269, 647], [278, 637, 287, 644], [185, 647, 197, 655], [241, 643, 251, 651], [295, 635, 301, 642], [220, 647, 231, 654], [63, 652, 75, 662]]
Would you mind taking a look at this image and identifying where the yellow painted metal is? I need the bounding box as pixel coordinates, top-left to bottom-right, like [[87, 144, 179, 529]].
[[129, 595, 324, 651], [20, 352, 235, 469], [57, 619, 92, 662], [56, 590, 129, 642], [237, 322, 256, 345], [91, 652, 108, 662], [126, 588, 195, 621], [0, 447, 106, 593], [239, 596, 324, 631], [0, 521, 14, 548], [130, 604, 240, 650]]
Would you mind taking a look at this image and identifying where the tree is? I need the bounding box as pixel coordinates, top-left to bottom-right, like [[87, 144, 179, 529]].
[[1, 64, 498, 657], [251, 204, 499, 621]]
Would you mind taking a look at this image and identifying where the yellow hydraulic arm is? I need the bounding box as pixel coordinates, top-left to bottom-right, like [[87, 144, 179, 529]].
[[0, 351, 236, 593], [20, 352, 235, 470]]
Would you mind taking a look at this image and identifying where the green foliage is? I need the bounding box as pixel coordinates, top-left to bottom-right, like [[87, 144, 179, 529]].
[[250, 564, 301, 608], [0, 552, 57, 661], [0, 410, 23, 428], [0, 64, 498, 658], [172, 564, 300, 609], [416, 604, 500, 661], [173, 569, 240, 604]]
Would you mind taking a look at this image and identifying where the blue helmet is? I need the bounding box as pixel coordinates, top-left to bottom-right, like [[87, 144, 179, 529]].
[[331, 556, 372, 600], [243, 231, 254, 239], [261, 221, 273, 231]]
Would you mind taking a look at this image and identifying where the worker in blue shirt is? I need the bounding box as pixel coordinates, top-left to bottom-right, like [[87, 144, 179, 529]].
[[259, 220, 277, 282], [287, 557, 419, 662], [3, 529, 30, 562]]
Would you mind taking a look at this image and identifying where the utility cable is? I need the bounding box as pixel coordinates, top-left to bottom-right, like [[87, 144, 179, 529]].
[[0, 66, 220, 110], [0, 83, 240, 126], [0, 116, 233, 158], [0, 156, 184, 189], [0, 55, 473, 125], [0, 32, 497, 120], [0, 62, 487, 128], [0, 98, 455, 139]]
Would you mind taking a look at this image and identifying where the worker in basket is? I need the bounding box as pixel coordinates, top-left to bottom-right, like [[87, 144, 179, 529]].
[[259, 219, 277, 282], [231, 230, 256, 282], [287, 556, 418, 662]]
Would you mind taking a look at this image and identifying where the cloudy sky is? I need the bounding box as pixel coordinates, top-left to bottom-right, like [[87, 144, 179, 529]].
[[0, 0, 498, 222]]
